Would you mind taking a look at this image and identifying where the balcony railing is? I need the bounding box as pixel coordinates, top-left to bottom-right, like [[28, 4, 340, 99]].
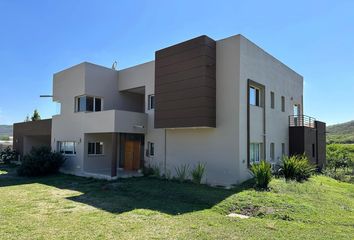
[[289, 115, 316, 128]]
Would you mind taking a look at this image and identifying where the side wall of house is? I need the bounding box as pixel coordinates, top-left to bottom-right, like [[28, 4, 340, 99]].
[[238, 35, 303, 180]]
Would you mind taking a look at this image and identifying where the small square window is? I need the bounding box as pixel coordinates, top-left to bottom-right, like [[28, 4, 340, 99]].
[[88, 142, 104, 155]]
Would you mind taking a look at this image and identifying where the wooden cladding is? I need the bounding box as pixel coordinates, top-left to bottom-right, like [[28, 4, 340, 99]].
[[154, 35, 216, 128]]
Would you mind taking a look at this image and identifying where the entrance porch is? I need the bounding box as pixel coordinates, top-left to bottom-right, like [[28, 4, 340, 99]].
[[83, 133, 145, 179]]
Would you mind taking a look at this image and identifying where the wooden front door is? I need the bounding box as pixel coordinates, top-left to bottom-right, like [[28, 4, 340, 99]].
[[124, 140, 141, 171]]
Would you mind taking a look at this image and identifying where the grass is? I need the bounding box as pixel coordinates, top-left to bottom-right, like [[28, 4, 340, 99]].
[[0, 164, 353, 239]]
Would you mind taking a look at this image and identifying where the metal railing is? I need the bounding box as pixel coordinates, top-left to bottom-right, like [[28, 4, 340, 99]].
[[289, 115, 316, 128]]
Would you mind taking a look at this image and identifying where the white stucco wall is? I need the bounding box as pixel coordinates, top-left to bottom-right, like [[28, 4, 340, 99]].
[[238, 35, 303, 177]]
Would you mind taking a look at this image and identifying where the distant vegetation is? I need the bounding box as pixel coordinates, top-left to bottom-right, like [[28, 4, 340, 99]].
[[327, 120, 354, 144], [0, 125, 12, 137]]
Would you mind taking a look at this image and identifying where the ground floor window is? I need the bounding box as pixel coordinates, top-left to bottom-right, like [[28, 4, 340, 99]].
[[250, 143, 262, 163], [148, 142, 155, 156], [88, 142, 104, 155], [57, 141, 76, 155]]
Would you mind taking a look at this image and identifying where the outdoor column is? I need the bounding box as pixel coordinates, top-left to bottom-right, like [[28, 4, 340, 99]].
[[111, 133, 118, 177]]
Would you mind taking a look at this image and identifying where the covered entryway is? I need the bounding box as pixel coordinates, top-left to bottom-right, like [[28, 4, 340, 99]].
[[83, 132, 144, 179]]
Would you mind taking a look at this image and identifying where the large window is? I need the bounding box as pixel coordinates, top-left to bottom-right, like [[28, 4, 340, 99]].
[[250, 143, 262, 163], [249, 86, 261, 106], [57, 141, 76, 155], [147, 142, 155, 156], [88, 142, 104, 155], [148, 95, 155, 110], [76, 96, 102, 112], [270, 142, 275, 161]]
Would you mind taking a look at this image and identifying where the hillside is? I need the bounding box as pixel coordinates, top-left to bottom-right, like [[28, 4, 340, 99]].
[[0, 125, 13, 137], [327, 120, 354, 144]]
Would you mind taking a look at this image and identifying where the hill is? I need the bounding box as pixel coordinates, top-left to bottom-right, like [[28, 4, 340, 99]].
[[0, 125, 13, 137], [327, 120, 354, 144]]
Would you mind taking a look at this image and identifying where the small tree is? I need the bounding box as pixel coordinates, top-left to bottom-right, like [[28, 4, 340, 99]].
[[31, 109, 41, 121]]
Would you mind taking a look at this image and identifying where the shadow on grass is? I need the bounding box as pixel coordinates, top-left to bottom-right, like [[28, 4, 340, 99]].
[[0, 164, 253, 215]]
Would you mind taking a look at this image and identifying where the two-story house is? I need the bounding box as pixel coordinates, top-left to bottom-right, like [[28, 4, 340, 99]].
[[13, 34, 326, 186]]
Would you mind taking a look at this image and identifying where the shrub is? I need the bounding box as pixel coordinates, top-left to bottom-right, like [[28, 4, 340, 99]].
[[0, 147, 18, 164], [281, 155, 315, 182], [250, 160, 272, 189], [175, 164, 190, 182], [191, 162, 206, 184], [143, 163, 161, 178], [17, 146, 65, 177]]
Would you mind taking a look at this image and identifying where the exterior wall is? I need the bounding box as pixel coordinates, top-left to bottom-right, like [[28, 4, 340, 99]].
[[83, 133, 117, 173], [161, 36, 242, 186], [13, 119, 52, 158], [155, 35, 216, 128], [238, 35, 303, 176], [118, 61, 166, 172], [52, 62, 146, 175]]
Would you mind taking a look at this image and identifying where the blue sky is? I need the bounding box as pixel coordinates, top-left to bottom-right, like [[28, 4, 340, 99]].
[[0, 0, 353, 125]]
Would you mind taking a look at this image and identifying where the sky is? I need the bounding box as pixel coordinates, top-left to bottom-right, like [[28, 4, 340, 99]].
[[0, 0, 353, 126]]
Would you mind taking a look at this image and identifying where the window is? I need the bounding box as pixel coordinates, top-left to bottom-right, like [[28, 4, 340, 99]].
[[57, 141, 76, 155], [88, 142, 104, 155], [148, 95, 155, 110], [249, 86, 260, 106], [282, 143, 285, 156], [270, 92, 275, 109], [281, 96, 285, 112], [270, 143, 275, 161], [76, 96, 102, 112], [250, 143, 262, 163], [148, 142, 155, 156]]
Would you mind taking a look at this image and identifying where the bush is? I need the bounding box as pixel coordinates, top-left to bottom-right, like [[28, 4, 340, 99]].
[[281, 155, 315, 182], [175, 164, 190, 182], [143, 163, 161, 178], [250, 160, 272, 189], [191, 162, 206, 184], [17, 146, 65, 177], [0, 147, 18, 164]]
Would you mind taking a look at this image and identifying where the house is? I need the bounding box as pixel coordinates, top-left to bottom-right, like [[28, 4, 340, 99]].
[[13, 34, 326, 186]]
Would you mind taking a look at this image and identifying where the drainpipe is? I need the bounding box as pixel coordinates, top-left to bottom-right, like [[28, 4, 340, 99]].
[[164, 128, 167, 178]]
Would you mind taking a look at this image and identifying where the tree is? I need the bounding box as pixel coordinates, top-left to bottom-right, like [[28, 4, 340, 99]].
[[31, 109, 41, 121], [24, 115, 30, 122]]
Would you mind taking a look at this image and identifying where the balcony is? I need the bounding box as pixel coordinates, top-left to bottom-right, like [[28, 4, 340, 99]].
[[77, 110, 147, 134], [289, 115, 316, 128]]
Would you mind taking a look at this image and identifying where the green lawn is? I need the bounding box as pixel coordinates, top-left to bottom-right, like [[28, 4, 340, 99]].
[[0, 165, 353, 240]]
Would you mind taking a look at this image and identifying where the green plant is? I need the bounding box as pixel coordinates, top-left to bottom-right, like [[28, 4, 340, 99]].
[[175, 164, 190, 182], [31, 109, 41, 121], [17, 146, 65, 177], [0, 147, 18, 164], [143, 163, 161, 178], [250, 160, 272, 189], [281, 155, 315, 182], [191, 162, 206, 184]]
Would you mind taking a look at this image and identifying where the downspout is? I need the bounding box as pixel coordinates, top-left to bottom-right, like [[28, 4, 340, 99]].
[[164, 128, 167, 177]]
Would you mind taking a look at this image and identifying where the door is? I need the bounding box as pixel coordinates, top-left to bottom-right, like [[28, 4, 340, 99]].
[[124, 140, 141, 171]]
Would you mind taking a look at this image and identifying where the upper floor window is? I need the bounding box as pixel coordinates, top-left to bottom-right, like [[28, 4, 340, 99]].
[[76, 96, 102, 112], [249, 86, 261, 106], [148, 95, 155, 110], [270, 91, 275, 109], [281, 96, 285, 112], [57, 141, 76, 155]]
